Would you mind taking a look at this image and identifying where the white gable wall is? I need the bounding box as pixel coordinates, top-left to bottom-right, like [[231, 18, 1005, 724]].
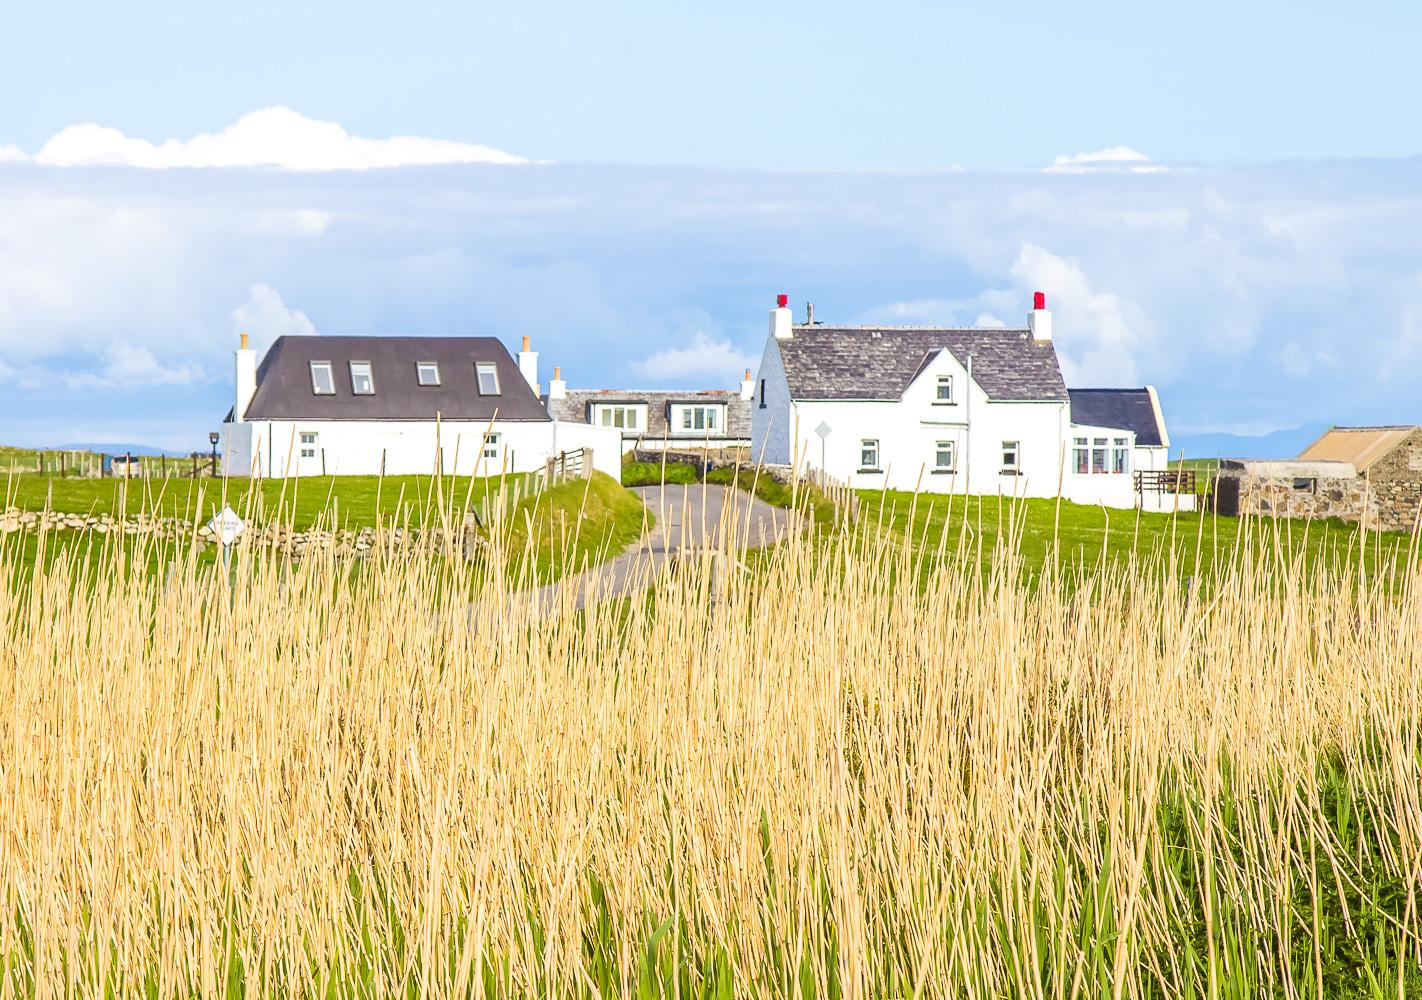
[[751, 337, 793, 465]]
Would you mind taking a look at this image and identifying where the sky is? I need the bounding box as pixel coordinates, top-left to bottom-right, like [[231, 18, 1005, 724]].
[[2, 1, 1422, 450]]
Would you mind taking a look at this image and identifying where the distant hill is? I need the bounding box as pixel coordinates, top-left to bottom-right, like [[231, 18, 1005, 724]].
[[1170, 423, 1328, 461], [53, 442, 191, 457]]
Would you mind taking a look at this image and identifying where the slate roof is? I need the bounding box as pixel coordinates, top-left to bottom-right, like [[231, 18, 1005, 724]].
[[1068, 388, 1166, 446], [240, 336, 550, 422], [775, 326, 1068, 402], [547, 389, 752, 440]]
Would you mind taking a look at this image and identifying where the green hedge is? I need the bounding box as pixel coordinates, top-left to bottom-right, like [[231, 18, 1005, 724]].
[[620, 460, 699, 487]]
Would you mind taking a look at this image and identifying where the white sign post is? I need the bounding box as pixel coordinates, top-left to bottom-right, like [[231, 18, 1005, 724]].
[[206, 505, 246, 571], [814, 421, 832, 484]]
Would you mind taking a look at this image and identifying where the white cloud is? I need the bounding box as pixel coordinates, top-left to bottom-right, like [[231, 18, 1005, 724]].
[[0, 145, 26, 163], [20, 107, 528, 170], [628, 332, 756, 384], [1009, 243, 1148, 386], [231, 284, 316, 350], [56, 342, 207, 391], [1045, 146, 1166, 174]]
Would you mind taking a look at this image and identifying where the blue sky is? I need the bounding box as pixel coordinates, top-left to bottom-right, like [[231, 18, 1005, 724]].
[[2, 2, 1422, 451]]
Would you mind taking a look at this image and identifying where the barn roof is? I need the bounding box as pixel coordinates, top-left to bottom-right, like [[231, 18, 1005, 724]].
[[1298, 426, 1420, 472]]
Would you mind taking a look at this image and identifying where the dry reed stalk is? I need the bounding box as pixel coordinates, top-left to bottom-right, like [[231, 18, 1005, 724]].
[[0, 488, 1419, 998]]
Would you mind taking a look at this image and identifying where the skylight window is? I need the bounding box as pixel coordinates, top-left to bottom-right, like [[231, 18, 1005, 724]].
[[476, 362, 500, 395], [349, 361, 375, 395], [416, 361, 441, 386], [310, 361, 335, 395]]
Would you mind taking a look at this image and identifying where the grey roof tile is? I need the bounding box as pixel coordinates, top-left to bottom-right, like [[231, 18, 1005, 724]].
[[242, 336, 550, 422], [1067, 389, 1164, 446], [776, 326, 1068, 402]]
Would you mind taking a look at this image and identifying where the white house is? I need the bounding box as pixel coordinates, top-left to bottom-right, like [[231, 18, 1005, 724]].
[[543, 367, 756, 453], [219, 333, 622, 479], [751, 293, 1191, 511]]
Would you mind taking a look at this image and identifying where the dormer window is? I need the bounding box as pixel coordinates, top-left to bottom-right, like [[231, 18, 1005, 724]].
[[349, 361, 375, 395], [935, 375, 954, 404], [476, 362, 500, 395], [310, 361, 335, 395], [416, 361, 441, 386]]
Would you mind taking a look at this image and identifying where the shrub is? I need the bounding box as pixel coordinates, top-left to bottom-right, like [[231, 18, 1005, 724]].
[[620, 459, 699, 487]]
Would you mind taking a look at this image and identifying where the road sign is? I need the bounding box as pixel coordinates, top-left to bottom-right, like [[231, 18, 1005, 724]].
[[814, 421, 832, 439], [207, 506, 245, 546]]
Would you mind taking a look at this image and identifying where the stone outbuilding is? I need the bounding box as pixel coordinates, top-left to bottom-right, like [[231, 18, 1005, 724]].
[[1214, 426, 1422, 532]]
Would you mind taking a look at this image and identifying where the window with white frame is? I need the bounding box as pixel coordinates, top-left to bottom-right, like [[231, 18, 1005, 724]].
[[592, 404, 644, 430], [299, 432, 318, 459], [674, 404, 722, 432], [860, 439, 880, 471], [349, 361, 375, 395], [1091, 437, 1108, 474], [1001, 440, 1020, 474], [416, 361, 441, 386], [475, 362, 500, 395], [935, 375, 954, 404], [1072, 437, 1089, 475], [1113, 437, 1129, 474], [934, 440, 956, 473], [309, 361, 335, 395], [483, 432, 500, 460]]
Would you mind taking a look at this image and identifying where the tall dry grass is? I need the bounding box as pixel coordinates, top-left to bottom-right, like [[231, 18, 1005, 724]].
[[1, 489, 1421, 998]]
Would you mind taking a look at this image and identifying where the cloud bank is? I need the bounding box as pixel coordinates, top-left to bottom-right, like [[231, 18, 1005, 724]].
[[1045, 146, 1166, 174], [13, 107, 528, 170], [2, 133, 1422, 448]]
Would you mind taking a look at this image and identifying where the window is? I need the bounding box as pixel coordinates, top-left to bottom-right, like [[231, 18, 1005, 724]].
[[677, 405, 721, 432], [1292, 477, 1317, 494], [1092, 437, 1108, 474], [1072, 437, 1089, 475], [309, 361, 335, 395], [416, 361, 441, 386], [860, 439, 880, 471], [1001, 440, 1020, 474], [349, 361, 375, 395], [299, 432, 318, 459], [935, 375, 954, 404], [934, 440, 956, 473], [594, 404, 642, 430], [759, 379, 766, 408], [1113, 437, 1129, 475], [476, 362, 500, 395], [484, 432, 500, 460]]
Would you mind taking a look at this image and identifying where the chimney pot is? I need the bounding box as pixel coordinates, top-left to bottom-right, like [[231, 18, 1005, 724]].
[[522, 335, 531, 352], [1033, 291, 1046, 311], [776, 293, 788, 308], [553, 366, 561, 379], [240, 331, 249, 350]]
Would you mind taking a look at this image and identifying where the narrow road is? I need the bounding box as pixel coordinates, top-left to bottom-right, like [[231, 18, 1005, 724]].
[[532, 484, 799, 612]]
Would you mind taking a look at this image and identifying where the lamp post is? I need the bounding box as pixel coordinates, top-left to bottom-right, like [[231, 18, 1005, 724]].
[[208, 431, 219, 476]]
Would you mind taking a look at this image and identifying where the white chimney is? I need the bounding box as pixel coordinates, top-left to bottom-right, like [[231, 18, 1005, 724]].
[[517, 335, 539, 394], [234, 331, 256, 422], [739, 368, 755, 400], [1028, 290, 1052, 343], [770, 293, 793, 340], [547, 365, 567, 401]]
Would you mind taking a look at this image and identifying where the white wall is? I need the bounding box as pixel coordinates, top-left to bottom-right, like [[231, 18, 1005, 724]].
[[221, 419, 623, 481], [751, 337, 792, 465]]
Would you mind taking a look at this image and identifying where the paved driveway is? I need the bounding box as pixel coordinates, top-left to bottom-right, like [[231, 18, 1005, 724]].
[[532, 484, 798, 611]]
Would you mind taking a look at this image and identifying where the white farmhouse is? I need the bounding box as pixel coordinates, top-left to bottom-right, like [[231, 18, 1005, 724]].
[[751, 293, 1191, 510], [543, 367, 756, 453], [219, 333, 622, 479]]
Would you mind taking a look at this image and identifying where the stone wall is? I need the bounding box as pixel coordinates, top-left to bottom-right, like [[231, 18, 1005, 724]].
[[1358, 429, 1422, 532], [0, 508, 482, 559]]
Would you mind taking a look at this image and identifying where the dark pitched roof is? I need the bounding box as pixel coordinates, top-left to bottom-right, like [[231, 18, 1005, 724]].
[[546, 389, 752, 439], [241, 336, 550, 422], [775, 326, 1068, 402], [1068, 388, 1165, 446]]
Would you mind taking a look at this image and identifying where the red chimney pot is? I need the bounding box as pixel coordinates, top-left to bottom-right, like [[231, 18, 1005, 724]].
[[776, 293, 788, 308], [1033, 291, 1046, 311]]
